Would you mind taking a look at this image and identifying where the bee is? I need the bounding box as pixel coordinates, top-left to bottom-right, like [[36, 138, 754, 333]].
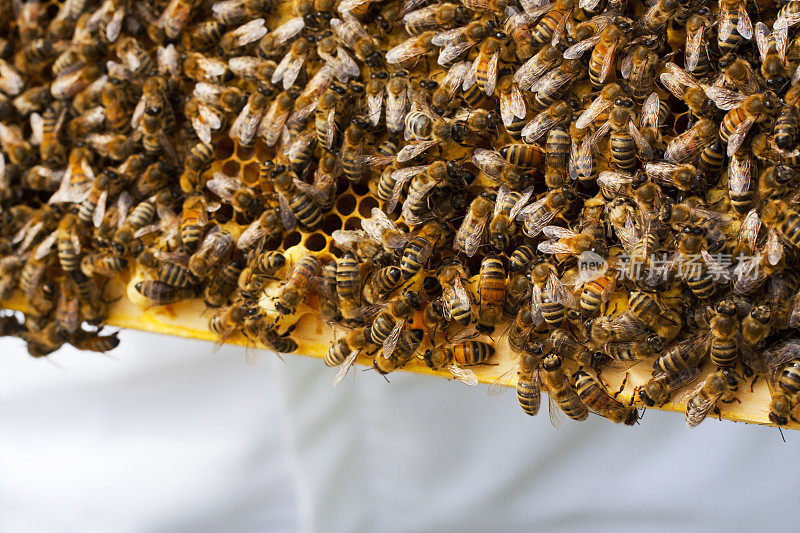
[[367, 290, 421, 357], [503, 272, 531, 320], [761, 199, 800, 250], [475, 255, 506, 334], [373, 329, 424, 376], [640, 0, 680, 33], [514, 348, 545, 416], [188, 226, 235, 279], [219, 19, 268, 56], [423, 330, 493, 386], [717, 92, 779, 157], [135, 281, 198, 306], [341, 117, 370, 184], [183, 20, 226, 50], [684, 11, 712, 77], [643, 161, 700, 193], [399, 221, 446, 280], [516, 188, 575, 239], [530, 59, 584, 112], [325, 328, 371, 384], [334, 251, 361, 320], [684, 370, 740, 428], [638, 367, 701, 407], [508, 306, 537, 353], [272, 168, 323, 230], [275, 254, 320, 315], [585, 25, 627, 89], [603, 335, 666, 364], [541, 355, 589, 423], [488, 185, 535, 252], [548, 328, 594, 367], [716, 0, 751, 55], [509, 244, 537, 272], [573, 370, 638, 425], [453, 194, 493, 257], [438, 259, 472, 327], [112, 198, 156, 255], [229, 89, 270, 148], [385, 31, 436, 67], [471, 148, 526, 188], [362, 265, 403, 305], [753, 22, 787, 90], [384, 70, 409, 135]]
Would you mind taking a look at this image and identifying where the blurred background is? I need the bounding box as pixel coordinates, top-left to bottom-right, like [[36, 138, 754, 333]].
[[0, 330, 796, 533]]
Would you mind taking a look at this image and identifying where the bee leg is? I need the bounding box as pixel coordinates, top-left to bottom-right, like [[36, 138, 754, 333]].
[[778, 427, 786, 443], [749, 375, 759, 393], [613, 372, 629, 399], [713, 406, 722, 420]]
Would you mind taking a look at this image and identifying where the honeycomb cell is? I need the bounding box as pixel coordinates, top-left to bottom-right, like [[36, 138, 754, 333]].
[[216, 136, 235, 160], [283, 231, 302, 248], [236, 144, 255, 161], [242, 161, 260, 184], [336, 194, 356, 216], [358, 196, 379, 218], [322, 213, 343, 234], [222, 160, 240, 176], [304, 232, 327, 252], [344, 217, 361, 231]]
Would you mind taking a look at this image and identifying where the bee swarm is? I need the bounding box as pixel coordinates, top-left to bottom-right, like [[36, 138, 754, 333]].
[[2, 0, 800, 429]]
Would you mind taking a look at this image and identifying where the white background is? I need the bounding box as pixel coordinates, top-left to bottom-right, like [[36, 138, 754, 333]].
[[0, 330, 797, 533]]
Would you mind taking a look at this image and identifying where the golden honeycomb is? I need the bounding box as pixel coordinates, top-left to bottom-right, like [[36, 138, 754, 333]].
[[1, 0, 799, 431]]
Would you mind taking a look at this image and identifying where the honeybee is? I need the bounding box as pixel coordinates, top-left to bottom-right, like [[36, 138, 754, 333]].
[[188, 225, 235, 279], [522, 100, 572, 144], [453, 194, 493, 257], [360, 206, 411, 252], [514, 44, 563, 92], [658, 62, 713, 117], [135, 280, 198, 306], [471, 148, 525, 188], [761, 199, 800, 250], [715, 91, 779, 156], [366, 290, 421, 357], [362, 265, 404, 305], [373, 329, 424, 376], [515, 188, 575, 239], [664, 118, 717, 165], [384, 70, 409, 135], [717, 0, 751, 55], [397, 91, 453, 163], [541, 354, 589, 424], [529, 59, 584, 112], [326, 328, 371, 385], [399, 220, 447, 279], [423, 329, 494, 386], [438, 259, 472, 327], [475, 255, 506, 334], [683, 11, 712, 77], [271, 168, 323, 230], [573, 370, 638, 425], [183, 52, 228, 84], [275, 254, 320, 315], [488, 185, 535, 251], [754, 22, 788, 90], [683, 370, 740, 428]]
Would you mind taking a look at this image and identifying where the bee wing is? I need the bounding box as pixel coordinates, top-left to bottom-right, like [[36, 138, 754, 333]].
[[546, 382, 566, 429], [575, 95, 613, 130], [521, 110, 559, 143], [278, 193, 297, 230], [396, 140, 438, 163], [284, 128, 317, 161], [442, 61, 471, 97], [616, 214, 639, 253], [660, 62, 699, 96], [494, 184, 510, 217], [702, 85, 747, 110], [237, 219, 268, 250], [206, 172, 241, 200], [117, 192, 132, 228], [563, 36, 601, 61], [701, 249, 730, 280], [452, 276, 471, 311], [333, 350, 359, 387], [738, 209, 760, 250], [726, 115, 756, 156], [755, 21, 770, 61], [338, 0, 371, 14], [685, 27, 703, 72], [455, 209, 478, 255], [718, 5, 734, 42], [764, 339, 800, 384], [515, 196, 547, 222], [530, 283, 544, 324], [472, 148, 506, 180], [537, 240, 575, 254], [386, 37, 425, 65], [437, 40, 475, 66], [464, 213, 490, 257], [333, 47, 360, 80], [737, 4, 752, 39], [385, 86, 407, 134], [599, 42, 618, 84], [487, 363, 520, 396], [542, 226, 577, 240], [332, 229, 366, 248], [34, 231, 58, 260], [576, 122, 610, 175], [233, 18, 268, 48], [728, 152, 751, 195], [282, 54, 307, 90], [92, 190, 107, 228], [462, 56, 479, 91], [482, 51, 499, 96], [766, 229, 783, 266], [448, 364, 478, 386], [640, 91, 661, 131], [157, 45, 180, 78], [509, 187, 536, 221], [685, 390, 721, 429], [272, 16, 305, 44], [514, 55, 548, 90], [547, 272, 578, 308], [294, 178, 328, 205], [628, 122, 653, 161], [382, 322, 405, 360], [500, 85, 525, 126], [551, 7, 571, 46], [367, 91, 384, 127]]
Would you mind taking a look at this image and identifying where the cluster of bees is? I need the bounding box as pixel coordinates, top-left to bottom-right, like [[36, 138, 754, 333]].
[[4, 0, 800, 429]]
